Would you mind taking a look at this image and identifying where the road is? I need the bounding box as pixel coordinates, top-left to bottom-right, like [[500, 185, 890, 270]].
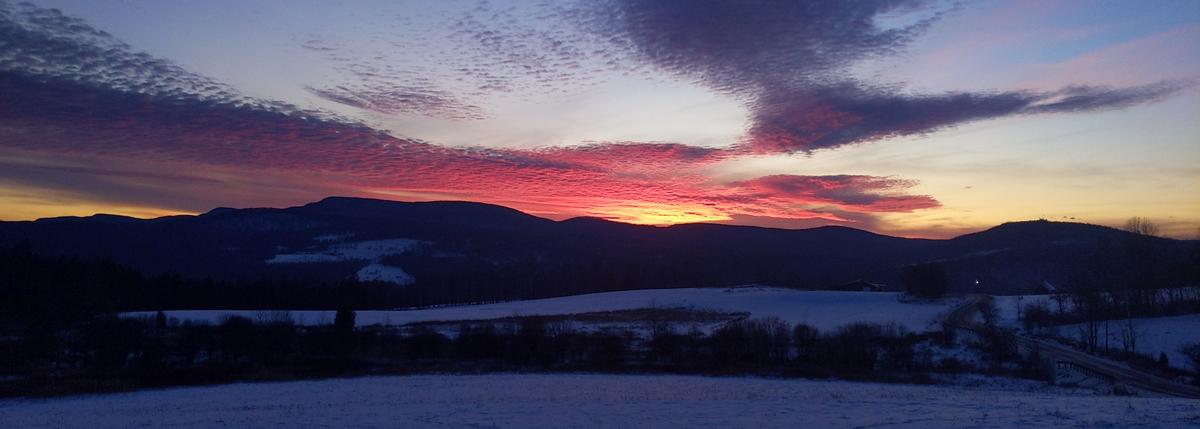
[[942, 295, 1200, 399]]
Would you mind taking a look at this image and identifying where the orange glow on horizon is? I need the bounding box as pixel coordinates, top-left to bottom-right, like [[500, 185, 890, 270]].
[[0, 194, 194, 221], [586, 202, 733, 225]]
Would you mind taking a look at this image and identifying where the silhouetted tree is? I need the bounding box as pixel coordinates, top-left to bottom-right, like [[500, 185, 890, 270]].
[[155, 310, 168, 331], [647, 323, 682, 367], [903, 262, 948, 299], [216, 316, 255, 361], [334, 307, 356, 334], [1181, 343, 1200, 372], [792, 323, 820, 363], [1124, 217, 1160, 237], [1022, 301, 1054, 332]]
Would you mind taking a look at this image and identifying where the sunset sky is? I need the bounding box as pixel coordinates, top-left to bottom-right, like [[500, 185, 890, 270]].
[[1, 0, 1198, 238]]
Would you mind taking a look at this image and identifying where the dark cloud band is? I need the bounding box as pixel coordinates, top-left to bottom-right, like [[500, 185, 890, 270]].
[[583, 0, 1188, 153]]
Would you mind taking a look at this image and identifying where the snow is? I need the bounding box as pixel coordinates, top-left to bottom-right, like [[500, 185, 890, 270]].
[[265, 238, 421, 264], [263, 253, 343, 263], [355, 263, 414, 285], [990, 294, 1200, 371], [313, 233, 355, 242], [1057, 314, 1200, 371], [264, 238, 421, 285], [125, 287, 954, 332], [2, 374, 1196, 428]]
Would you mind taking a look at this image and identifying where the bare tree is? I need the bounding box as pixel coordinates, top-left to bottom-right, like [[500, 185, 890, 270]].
[[1070, 243, 1112, 351], [1117, 216, 1160, 351], [1120, 318, 1137, 355], [1123, 217, 1160, 237], [1182, 342, 1200, 372]]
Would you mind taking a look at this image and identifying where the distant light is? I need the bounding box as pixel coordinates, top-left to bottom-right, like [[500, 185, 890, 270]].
[[974, 280, 980, 285]]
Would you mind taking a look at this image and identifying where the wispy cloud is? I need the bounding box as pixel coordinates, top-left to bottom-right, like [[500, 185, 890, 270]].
[[301, 36, 486, 120], [299, 0, 634, 120], [307, 84, 484, 121], [580, 0, 1189, 152], [3, 1, 1188, 234], [747, 81, 1188, 152], [0, 0, 932, 227], [0, 1, 301, 113], [728, 175, 939, 213]]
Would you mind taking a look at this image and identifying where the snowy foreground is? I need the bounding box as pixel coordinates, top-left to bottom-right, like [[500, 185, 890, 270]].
[[3, 374, 1198, 428], [125, 287, 954, 332]]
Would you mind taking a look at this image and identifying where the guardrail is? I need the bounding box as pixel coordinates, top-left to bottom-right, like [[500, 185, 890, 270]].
[[1056, 360, 1114, 384]]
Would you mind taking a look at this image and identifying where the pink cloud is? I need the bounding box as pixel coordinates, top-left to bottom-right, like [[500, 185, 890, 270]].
[[0, 70, 939, 228], [1019, 24, 1200, 90]]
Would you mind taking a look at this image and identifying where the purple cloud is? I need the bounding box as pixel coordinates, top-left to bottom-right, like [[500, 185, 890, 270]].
[[581, 0, 1189, 153], [583, 0, 940, 93], [307, 85, 485, 121], [747, 81, 1187, 152]]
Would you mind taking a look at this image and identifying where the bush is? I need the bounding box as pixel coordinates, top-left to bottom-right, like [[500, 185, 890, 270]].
[[647, 324, 683, 367], [826, 323, 884, 373], [745, 317, 791, 365], [792, 324, 820, 363], [178, 321, 214, 365]]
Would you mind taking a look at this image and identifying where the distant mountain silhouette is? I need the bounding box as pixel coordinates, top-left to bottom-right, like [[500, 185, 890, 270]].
[[0, 197, 1192, 299]]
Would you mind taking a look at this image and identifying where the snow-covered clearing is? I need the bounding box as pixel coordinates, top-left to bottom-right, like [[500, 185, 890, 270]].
[[265, 238, 421, 264], [265, 238, 421, 285], [354, 263, 414, 285], [1057, 314, 1200, 371], [2, 374, 1196, 428], [126, 287, 955, 332]]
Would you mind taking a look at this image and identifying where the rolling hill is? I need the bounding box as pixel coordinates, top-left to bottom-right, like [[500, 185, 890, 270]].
[[1, 197, 1194, 302]]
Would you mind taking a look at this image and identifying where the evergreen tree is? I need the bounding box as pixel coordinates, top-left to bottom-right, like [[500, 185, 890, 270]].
[[335, 307, 356, 334]]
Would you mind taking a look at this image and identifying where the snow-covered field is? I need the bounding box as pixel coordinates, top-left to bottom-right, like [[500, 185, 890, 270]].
[[3, 374, 1197, 428], [1057, 314, 1200, 371], [126, 287, 955, 332]]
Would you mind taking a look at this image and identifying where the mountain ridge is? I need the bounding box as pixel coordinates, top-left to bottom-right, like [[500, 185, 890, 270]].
[[1, 197, 1192, 300], [9, 196, 1164, 243]]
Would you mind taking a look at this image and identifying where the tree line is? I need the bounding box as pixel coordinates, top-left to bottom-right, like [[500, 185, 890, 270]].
[[0, 241, 410, 330], [2, 308, 1050, 397]]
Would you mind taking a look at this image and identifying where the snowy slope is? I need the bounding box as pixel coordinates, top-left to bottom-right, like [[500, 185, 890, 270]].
[[1057, 314, 1200, 371], [125, 287, 955, 332], [2, 374, 1195, 428]]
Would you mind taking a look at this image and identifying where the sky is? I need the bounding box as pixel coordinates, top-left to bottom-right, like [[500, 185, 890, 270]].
[[1, 0, 1197, 238]]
